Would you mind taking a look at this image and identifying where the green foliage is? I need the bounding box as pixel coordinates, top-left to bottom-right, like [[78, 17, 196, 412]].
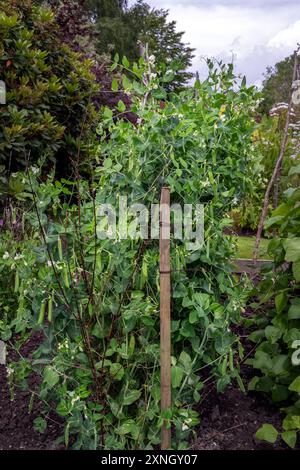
[[94, 0, 194, 90], [232, 110, 300, 232], [260, 53, 299, 115], [248, 163, 300, 448], [1, 59, 258, 449], [0, 0, 98, 176]]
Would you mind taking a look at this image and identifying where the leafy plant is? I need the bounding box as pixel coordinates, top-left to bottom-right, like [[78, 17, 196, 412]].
[[1, 57, 259, 449], [247, 163, 300, 448]]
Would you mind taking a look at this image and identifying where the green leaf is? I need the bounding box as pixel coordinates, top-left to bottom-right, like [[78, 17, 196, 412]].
[[271, 384, 289, 402], [122, 75, 132, 91], [188, 309, 198, 324], [171, 366, 184, 388], [123, 389, 141, 405], [255, 424, 278, 443], [33, 417, 47, 434], [275, 292, 287, 314], [122, 56, 130, 68], [248, 330, 265, 343], [43, 366, 59, 388], [272, 355, 289, 375], [110, 363, 124, 381], [252, 350, 273, 372], [117, 100, 126, 113], [111, 78, 118, 92], [292, 260, 300, 282], [288, 303, 300, 320], [179, 351, 192, 372], [288, 163, 300, 176], [103, 107, 113, 119], [116, 419, 138, 438], [289, 376, 300, 393], [283, 238, 300, 262], [283, 415, 300, 431], [265, 325, 282, 343], [282, 430, 297, 448]]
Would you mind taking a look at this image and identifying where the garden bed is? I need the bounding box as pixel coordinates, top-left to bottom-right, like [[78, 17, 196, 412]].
[[0, 326, 293, 450]]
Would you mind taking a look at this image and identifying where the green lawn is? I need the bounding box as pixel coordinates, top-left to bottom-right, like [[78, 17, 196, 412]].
[[233, 236, 271, 260]]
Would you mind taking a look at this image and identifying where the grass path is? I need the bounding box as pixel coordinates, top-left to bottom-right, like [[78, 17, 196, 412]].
[[232, 236, 271, 260]]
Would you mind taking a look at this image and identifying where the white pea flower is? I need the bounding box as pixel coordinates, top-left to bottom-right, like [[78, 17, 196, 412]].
[[31, 166, 39, 175], [6, 367, 14, 377], [2, 251, 9, 259]]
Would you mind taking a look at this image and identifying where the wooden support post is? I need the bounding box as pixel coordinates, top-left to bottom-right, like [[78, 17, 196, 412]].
[[160, 186, 171, 450]]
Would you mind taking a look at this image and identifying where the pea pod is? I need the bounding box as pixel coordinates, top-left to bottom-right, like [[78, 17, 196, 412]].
[[221, 355, 227, 376], [38, 300, 46, 325], [63, 265, 69, 288], [48, 295, 53, 323], [57, 236, 63, 261], [229, 348, 234, 372], [17, 296, 24, 317], [14, 271, 19, 293], [96, 253, 102, 273]]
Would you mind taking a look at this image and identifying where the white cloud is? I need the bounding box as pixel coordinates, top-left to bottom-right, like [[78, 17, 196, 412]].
[[267, 20, 300, 50], [130, 1, 300, 84]]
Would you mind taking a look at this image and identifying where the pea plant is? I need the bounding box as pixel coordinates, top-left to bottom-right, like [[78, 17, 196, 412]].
[[1, 58, 259, 449]]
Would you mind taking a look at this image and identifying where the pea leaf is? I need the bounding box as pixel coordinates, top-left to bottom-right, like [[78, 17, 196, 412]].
[[282, 430, 297, 448], [111, 78, 118, 92], [255, 424, 278, 443], [123, 389, 141, 405], [289, 376, 300, 393], [171, 366, 184, 388], [292, 260, 300, 282], [43, 366, 59, 388], [283, 238, 300, 262], [110, 363, 124, 381]]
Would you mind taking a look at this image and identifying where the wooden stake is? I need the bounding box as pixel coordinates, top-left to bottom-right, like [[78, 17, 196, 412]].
[[160, 186, 171, 450]]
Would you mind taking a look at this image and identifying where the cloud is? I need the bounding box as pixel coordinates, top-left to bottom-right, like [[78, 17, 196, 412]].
[[267, 20, 300, 50], [129, 0, 300, 84]]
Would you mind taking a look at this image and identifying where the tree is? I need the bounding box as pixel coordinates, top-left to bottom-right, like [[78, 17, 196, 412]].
[[93, 0, 194, 90], [0, 0, 134, 183], [85, 0, 127, 19], [127, 1, 194, 90], [260, 53, 300, 114]]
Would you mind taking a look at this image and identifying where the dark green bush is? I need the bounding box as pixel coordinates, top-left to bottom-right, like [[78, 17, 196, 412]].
[[0, 0, 98, 177]]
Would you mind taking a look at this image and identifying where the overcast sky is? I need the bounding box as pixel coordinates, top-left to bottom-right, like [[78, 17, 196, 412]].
[[129, 0, 300, 86]]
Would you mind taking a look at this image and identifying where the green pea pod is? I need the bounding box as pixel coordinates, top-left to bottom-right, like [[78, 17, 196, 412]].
[[38, 300, 46, 325], [17, 296, 24, 317], [88, 303, 93, 317], [14, 271, 19, 293], [129, 334, 135, 357], [229, 348, 234, 372], [63, 266, 69, 288], [221, 355, 227, 376], [48, 295, 53, 323], [58, 236, 63, 261], [96, 253, 102, 273]]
